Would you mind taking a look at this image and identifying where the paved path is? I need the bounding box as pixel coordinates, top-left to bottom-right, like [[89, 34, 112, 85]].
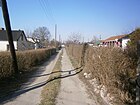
[[2, 51, 61, 105], [56, 49, 97, 105]]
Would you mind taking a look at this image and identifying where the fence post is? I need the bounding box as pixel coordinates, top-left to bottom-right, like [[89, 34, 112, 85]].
[[136, 40, 140, 105]]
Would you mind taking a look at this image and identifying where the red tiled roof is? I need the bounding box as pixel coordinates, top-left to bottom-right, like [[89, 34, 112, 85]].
[[104, 35, 127, 42]]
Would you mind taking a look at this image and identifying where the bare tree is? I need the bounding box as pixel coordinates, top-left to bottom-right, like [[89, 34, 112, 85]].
[[25, 29, 32, 37], [90, 36, 100, 45], [32, 27, 51, 42], [32, 27, 51, 47], [67, 33, 81, 44], [50, 39, 60, 48]]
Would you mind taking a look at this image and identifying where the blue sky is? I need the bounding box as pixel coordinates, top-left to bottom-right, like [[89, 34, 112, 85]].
[[0, 0, 140, 41]]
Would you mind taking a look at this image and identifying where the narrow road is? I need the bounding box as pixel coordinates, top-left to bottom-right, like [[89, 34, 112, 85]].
[[56, 49, 97, 105], [2, 51, 61, 105]]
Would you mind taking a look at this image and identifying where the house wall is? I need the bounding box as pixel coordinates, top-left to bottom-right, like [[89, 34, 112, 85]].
[[35, 43, 40, 49], [27, 37, 42, 50], [122, 38, 130, 49], [17, 35, 29, 51], [0, 41, 17, 51], [27, 41, 35, 50]]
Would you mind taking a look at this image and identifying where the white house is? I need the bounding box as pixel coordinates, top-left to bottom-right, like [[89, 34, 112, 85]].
[[27, 37, 42, 49], [102, 35, 130, 49], [0, 29, 31, 51]]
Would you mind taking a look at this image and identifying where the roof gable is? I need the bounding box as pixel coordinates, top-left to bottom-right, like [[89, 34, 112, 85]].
[[0, 30, 26, 41], [27, 37, 40, 43]]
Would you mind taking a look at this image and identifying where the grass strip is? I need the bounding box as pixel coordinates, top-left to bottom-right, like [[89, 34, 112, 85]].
[[39, 52, 62, 105]]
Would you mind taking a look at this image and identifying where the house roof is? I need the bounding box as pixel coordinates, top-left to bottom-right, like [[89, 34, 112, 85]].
[[27, 37, 40, 43], [104, 35, 128, 42], [0, 30, 26, 41]]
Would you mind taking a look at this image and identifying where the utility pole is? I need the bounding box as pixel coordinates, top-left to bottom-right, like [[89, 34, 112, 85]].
[[100, 35, 101, 40], [59, 34, 60, 43], [55, 24, 57, 48], [1, 0, 19, 77], [59, 34, 62, 44]]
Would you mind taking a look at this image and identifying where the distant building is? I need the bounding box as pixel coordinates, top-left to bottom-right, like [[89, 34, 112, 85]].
[[102, 35, 130, 49], [27, 37, 42, 49], [0, 29, 32, 51]]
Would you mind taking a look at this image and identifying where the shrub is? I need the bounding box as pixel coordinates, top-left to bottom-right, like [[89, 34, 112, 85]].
[[0, 53, 12, 78], [126, 28, 140, 61], [128, 28, 140, 47], [0, 48, 56, 79], [66, 44, 136, 104]]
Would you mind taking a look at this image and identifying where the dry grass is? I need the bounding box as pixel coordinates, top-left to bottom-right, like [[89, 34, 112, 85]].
[[66, 44, 136, 105], [0, 48, 56, 79], [39, 51, 62, 105]]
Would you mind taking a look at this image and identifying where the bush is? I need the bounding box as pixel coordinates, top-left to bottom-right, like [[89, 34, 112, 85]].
[[128, 28, 140, 47], [0, 53, 12, 78], [66, 44, 136, 104], [127, 28, 140, 61], [0, 48, 56, 79]]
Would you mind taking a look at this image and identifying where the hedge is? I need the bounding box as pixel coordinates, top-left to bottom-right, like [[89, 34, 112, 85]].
[[0, 48, 56, 79]]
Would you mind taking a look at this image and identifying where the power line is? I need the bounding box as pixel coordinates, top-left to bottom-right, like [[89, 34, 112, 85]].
[[38, 0, 55, 24], [38, 0, 50, 22], [43, 0, 55, 22], [45, 0, 55, 23], [38, 0, 56, 40]]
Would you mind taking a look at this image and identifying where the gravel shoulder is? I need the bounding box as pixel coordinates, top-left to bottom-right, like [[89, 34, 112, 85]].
[[56, 48, 97, 105]]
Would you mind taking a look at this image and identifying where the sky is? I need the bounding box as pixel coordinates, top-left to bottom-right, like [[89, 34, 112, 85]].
[[0, 0, 140, 42]]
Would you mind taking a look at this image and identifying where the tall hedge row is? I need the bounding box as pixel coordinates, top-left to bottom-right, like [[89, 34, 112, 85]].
[[0, 48, 56, 79], [66, 44, 136, 104]]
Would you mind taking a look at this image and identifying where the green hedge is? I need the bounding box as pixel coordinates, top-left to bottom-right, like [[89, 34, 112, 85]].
[[0, 48, 56, 79]]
